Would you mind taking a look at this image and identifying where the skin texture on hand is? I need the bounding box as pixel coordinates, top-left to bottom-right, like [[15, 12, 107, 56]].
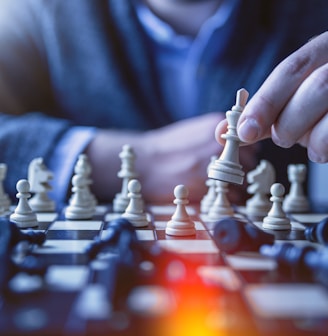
[[85, 112, 258, 205], [216, 31, 328, 163]]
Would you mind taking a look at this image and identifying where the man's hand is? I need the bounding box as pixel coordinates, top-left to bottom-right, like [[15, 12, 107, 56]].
[[216, 31, 328, 163]]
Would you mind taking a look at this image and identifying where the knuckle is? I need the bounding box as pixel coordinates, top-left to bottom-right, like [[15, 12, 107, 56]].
[[282, 53, 313, 78], [312, 66, 328, 94]]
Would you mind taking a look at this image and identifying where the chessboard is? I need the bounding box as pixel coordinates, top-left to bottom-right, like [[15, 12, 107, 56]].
[[1, 200, 328, 336], [1, 88, 328, 336]]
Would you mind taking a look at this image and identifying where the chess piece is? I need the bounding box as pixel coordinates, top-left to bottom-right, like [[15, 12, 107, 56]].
[[10, 179, 39, 228], [261, 243, 328, 287], [65, 174, 95, 220], [166, 185, 196, 236], [263, 183, 291, 230], [28, 157, 55, 212], [0, 218, 46, 247], [208, 88, 248, 185], [122, 179, 148, 227], [304, 216, 328, 245], [213, 218, 275, 253], [200, 156, 218, 213], [113, 145, 138, 213], [87, 218, 137, 260], [74, 154, 97, 207], [0, 218, 47, 294], [207, 181, 234, 220], [246, 160, 276, 217], [283, 164, 310, 213], [0, 163, 11, 213]]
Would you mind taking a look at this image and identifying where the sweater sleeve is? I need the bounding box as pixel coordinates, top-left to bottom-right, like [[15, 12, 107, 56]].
[[0, 1, 76, 201]]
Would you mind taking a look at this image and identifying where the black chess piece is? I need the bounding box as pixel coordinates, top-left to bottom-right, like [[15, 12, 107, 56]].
[[304, 217, 328, 245], [86, 217, 138, 260], [260, 242, 328, 286], [212, 218, 275, 253], [7, 219, 46, 246], [0, 218, 47, 294]]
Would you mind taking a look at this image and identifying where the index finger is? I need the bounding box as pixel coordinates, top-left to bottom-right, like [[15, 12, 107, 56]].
[[237, 31, 328, 143]]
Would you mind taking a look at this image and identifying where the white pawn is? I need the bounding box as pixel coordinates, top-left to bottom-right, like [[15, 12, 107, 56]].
[[283, 164, 310, 213], [207, 181, 234, 220], [263, 183, 291, 230], [65, 174, 95, 220], [122, 179, 148, 227], [113, 145, 138, 213], [166, 185, 196, 236], [10, 179, 38, 228]]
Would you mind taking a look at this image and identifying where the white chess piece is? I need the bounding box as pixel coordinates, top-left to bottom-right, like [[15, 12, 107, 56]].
[[200, 155, 218, 213], [10, 179, 38, 228], [65, 174, 95, 220], [208, 89, 248, 185], [28, 157, 55, 212], [263, 183, 291, 230], [207, 181, 234, 220], [122, 179, 148, 227], [246, 160, 275, 217], [166, 185, 196, 236], [74, 154, 97, 207], [113, 145, 138, 213], [283, 164, 310, 213], [200, 178, 217, 214]]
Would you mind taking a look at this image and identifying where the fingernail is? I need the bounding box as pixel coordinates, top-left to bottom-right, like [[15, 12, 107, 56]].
[[308, 149, 328, 163], [238, 118, 260, 142]]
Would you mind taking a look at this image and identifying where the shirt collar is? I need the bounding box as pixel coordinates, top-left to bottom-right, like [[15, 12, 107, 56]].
[[135, 0, 240, 49]]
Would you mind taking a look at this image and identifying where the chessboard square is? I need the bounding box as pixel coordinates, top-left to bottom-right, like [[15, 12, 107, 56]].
[[226, 252, 277, 270], [33, 240, 92, 254], [9, 273, 43, 293], [46, 230, 99, 240], [157, 239, 219, 254], [149, 204, 197, 216], [253, 220, 305, 231], [49, 220, 102, 230], [46, 265, 90, 290], [197, 265, 242, 291], [136, 229, 155, 240], [274, 239, 323, 250], [291, 213, 328, 224], [36, 212, 58, 222], [154, 220, 205, 230], [245, 284, 328, 318], [127, 285, 175, 316]]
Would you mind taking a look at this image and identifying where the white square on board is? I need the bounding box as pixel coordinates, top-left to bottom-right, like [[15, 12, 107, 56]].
[[46, 265, 89, 290], [157, 240, 219, 254], [50, 220, 102, 230], [33, 240, 92, 254], [245, 284, 328, 318], [226, 252, 277, 270]]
